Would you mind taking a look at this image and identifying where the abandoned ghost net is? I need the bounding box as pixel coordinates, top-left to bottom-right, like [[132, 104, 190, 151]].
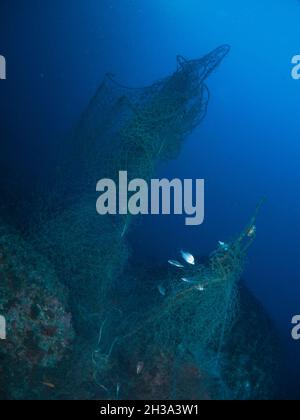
[[63, 45, 231, 191], [34, 46, 231, 334], [91, 201, 264, 400], [0, 46, 279, 400]]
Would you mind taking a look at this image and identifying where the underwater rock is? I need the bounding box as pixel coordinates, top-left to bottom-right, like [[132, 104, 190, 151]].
[[221, 285, 280, 400], [0, 220, 75, 399]]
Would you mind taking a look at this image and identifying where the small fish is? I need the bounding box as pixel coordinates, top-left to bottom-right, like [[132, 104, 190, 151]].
[[42, 382, 56, 389], [168, 260, 184, 268], [136, 361, 144, 375], [247, 225, 256, 238], [181, 251, 195, 265], [181, 277, 192, 283], [158, 285, 166, 296], [195, 285, 205, 292], [116, 383, 121, 400], [218, 241, 229, 251]]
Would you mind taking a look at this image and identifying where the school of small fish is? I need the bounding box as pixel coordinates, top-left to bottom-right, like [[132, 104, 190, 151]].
[[168, 250, 196, 270], [163, 245, 232, 296]]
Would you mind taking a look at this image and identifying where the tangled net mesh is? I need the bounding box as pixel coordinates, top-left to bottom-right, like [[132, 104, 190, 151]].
[[0, 46, 279, 400], [88, 202, 268, 400], [29, 45, 231, 332], [60, 45, 231, 190], [29, 202, 130, 335]]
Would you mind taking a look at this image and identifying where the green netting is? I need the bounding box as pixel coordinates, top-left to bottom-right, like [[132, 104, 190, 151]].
[[58, 45, 230, 192], [28, 200, 130, 337], [87, 202, 266, 400], [29, 46, 230, 333], [0, 46, 280, 400]]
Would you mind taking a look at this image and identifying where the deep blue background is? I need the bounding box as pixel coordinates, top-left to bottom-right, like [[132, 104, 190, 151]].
[[1, 0, 300, 399]]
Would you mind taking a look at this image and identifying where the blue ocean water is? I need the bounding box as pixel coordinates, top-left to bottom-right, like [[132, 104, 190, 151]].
[[1, 0, 300, 399]]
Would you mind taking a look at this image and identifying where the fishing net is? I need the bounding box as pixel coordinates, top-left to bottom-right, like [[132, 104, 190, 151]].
[[29, 201, 130, 336], [0, 46, 280, 400], [59, 45, 231, 192], [88, 202, 269, 400], [29, 46, 231, 333]]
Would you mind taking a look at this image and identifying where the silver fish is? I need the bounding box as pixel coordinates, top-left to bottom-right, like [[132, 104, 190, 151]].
[[168, 260, 184, 268], [182, 277, 200, 285], [218, 241, 229, 251], [180, 250, 195, 265], [158, 285, 166, 296], [247, 225, 256, 238], [116, 383, 121, 400], [136, 361, 144, 375], [181, 277, 193, 283]]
